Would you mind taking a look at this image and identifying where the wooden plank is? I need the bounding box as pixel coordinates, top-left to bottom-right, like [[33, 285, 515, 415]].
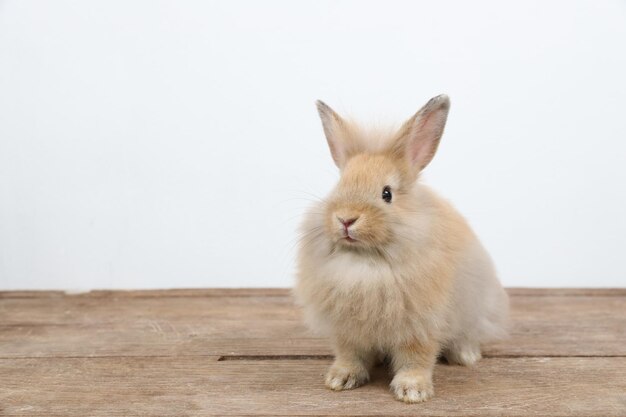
[[1, 294, 624, 358], [0, 295, 300, 325], [0, 357, 624, 416]]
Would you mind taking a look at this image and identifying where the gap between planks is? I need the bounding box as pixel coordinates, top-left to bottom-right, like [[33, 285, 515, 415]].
[[1, 287, 625, 299], [2, 353, 625, 361], [216, 354, 626, 361]]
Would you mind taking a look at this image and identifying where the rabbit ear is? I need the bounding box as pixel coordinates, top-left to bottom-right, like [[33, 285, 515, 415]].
[[392, 94, 450, 175], [316, 100, 353, 169]]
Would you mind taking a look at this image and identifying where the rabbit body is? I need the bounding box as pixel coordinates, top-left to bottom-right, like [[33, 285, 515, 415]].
[[294, 95, 509, 403], [296, 183, 508, 360]]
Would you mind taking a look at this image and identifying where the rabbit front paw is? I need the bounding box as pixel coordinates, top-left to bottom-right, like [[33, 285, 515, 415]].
[[390, 370, 434, 403], [324, 361, 369, 391]]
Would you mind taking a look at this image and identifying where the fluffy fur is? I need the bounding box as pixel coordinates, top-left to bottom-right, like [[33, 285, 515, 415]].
[[294, 95, 509, 403]]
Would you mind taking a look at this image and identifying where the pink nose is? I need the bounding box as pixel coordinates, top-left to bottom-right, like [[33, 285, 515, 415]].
[[338, 217, 358, 228]]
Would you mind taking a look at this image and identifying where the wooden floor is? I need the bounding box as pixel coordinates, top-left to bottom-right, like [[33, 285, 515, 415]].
[[1, 288, 625, 416]]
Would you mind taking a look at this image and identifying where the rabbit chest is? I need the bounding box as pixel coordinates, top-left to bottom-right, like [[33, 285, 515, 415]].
[[300, 250, 449, 349]]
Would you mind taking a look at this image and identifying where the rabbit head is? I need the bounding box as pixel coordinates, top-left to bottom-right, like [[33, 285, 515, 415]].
[[316, 95, 450, 252]]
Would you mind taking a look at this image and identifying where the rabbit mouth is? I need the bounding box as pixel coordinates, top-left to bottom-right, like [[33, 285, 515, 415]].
[[340, 231, 358, 243]]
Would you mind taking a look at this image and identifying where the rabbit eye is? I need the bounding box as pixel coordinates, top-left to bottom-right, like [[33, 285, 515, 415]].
[[382, 186, 392, 203]]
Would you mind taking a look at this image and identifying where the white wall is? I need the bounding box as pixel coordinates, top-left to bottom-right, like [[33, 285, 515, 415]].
[[1, 1, 625, 290]]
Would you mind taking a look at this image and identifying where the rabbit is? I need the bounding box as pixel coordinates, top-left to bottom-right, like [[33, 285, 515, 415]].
[[294, 94, 509, 403]]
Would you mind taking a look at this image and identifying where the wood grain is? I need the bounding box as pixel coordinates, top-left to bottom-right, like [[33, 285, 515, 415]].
[[1, 288, 624, 416], [1, 357, 624, 416]]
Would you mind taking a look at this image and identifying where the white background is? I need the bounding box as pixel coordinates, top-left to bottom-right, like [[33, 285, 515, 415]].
[[1, 1, 625, 290]]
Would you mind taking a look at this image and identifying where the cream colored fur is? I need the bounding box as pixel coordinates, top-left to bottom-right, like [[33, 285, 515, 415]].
[[294, 95, 509, 403]]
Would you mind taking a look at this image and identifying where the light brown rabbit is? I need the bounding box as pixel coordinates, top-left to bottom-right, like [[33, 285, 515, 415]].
[[294, 95, 509, 403]]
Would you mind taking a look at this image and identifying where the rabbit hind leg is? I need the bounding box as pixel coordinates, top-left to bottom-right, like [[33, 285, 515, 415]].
[[442, 339, 482, 366]]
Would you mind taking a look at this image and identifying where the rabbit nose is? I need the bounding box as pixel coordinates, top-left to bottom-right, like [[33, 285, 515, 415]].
[[337, 216, 359, 228]]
